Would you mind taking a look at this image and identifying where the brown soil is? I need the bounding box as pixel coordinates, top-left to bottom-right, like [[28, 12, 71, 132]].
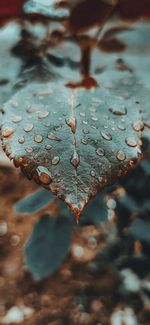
[[0, 165, 148, 325]]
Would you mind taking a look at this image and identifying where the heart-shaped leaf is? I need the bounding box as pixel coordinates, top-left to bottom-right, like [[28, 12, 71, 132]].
[[1, 79, 145, 218], [24, 214, 72, 279]]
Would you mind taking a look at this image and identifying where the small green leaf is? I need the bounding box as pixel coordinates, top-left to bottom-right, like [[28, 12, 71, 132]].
[[24, 214, 72, 280], [129, 219, 150, 243], [15, 188, 53, 214]]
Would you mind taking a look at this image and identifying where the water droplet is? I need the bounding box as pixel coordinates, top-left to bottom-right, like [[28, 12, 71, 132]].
[[82, 120, 88, 125], [18, 136, 25, 144], [36, 166, 52, 185], [34, 135, 43, 143], [24, 123, 34, 132], [80, 112, 85, 117], [26, 147, 33, 153], [38, 111, 49, 119], [71, 151, 80, 167], [10, 100, 18, 108], [81, 137, 88, 145], [2, 128, 14, 137], [101, 131, 112, 141], [132, 121, 144, 132], [96, 148, 105, 156], [72, 138, 76, 145], [116, 150, 126, 161], [47, 132, 61, 141], [52, 156, 60, 165], [126, 137, 137, 147], [109, 105, 127, 115], [91, 170, 96, 177], [90, 106, 97, 112], [117, 123, 126, 131], [11, 115, 22, 123], [26, 105, 37, 113], [34, 89, 53, 97], [91, 125, 97, 129], [91, 116, 98, 121], [54, 125, 62, 131], [66, 117, 77, 133], [82, 128, 89, 134], [44, 122, 50, 128], [45, 144, 52, 150]]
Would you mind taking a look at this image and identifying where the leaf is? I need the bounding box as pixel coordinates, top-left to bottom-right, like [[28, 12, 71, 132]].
[[15, 188, 53, 214], [24, 0, 70, 20], [24, 214, 72, 279], [129, 219, 150, 244], [114, 156, 150, 235], [57, 191, 108, 226], [1, 20, 150, 219], [79, 192, 108, 225], [1, 79, 145, 219]]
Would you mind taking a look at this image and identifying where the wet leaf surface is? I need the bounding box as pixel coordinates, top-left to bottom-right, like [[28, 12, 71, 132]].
[[24, 214, 72, 279], [1, 78, 145, 218], [57, 191, 108, 226], [0, 16, 149, 220]]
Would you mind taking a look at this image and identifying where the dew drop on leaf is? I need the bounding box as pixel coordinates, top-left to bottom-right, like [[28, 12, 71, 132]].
[[34, 135, 43, 143], [116, 150, 126, 161], [18, 136, 25, 144], [96, 148, 105, 157], [36, 166, 52, 186], [24, 123, 34, 132], [101, 131, 112, 141], [71, 150, 80, 168], [126, 137, 138, 147], [52, 156, 60, 165]]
